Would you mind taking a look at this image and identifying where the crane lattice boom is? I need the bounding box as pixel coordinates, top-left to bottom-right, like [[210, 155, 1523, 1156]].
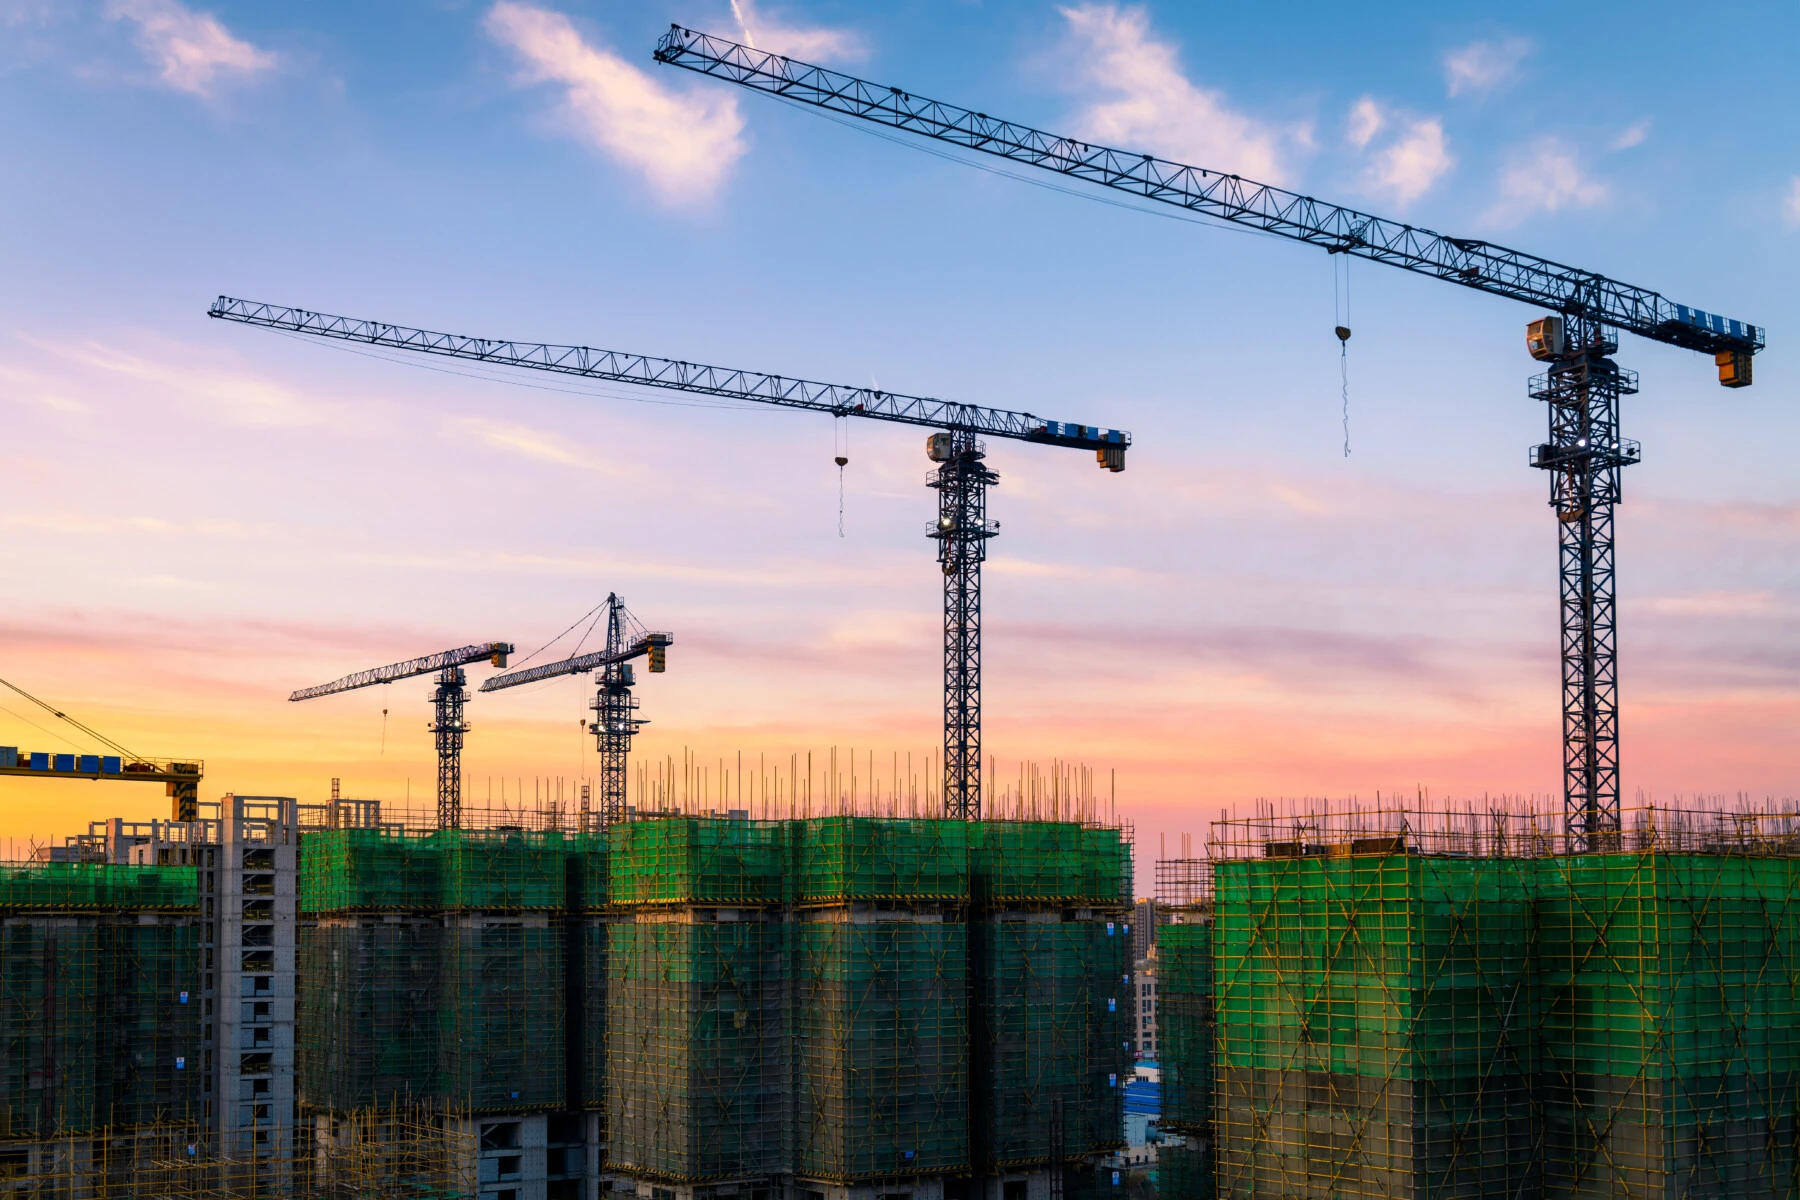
[[289, 642, 513, 702], [653, 25, 1763, 363], [209, 298, 1129, 454]]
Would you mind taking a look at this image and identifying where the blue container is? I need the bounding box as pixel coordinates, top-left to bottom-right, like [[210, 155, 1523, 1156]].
[[78, 754, 100, 773], [0, 746, 17, 768], [101, 755, 121, 774], [53, 754, 75, 772], [29, 752, 49, 770]]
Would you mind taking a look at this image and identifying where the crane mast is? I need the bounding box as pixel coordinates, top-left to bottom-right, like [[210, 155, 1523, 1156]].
[[652, 26, 1766, 846], [594, 595, 646, 827], [211, 298, 1130, 820], [290, 641, 513, 830]]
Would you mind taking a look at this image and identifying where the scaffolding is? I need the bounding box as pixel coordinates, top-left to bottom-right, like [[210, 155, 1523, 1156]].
[[439, 916, 565, 1113], [1192, 801, 1800, 1200], [605, 917, 786, 1183], [293, 812, 1134, 1190], [977, 918, 1127, 1168], [793, 919, 969, 1180], [1537, 849, 1800, 1200], [0, 860, 197, 910], [0, 861, 200, 1141], [0, 1102, 474, 1198], [298, 918, 443, 1111], [298, 828, 596, 1117], [606, 817, 787, 907], [971, 822, 1130, 906], [792, 816, 970, 903]]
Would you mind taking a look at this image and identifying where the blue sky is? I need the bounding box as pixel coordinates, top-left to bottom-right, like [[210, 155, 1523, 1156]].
[[1, 0, 1794, 853]]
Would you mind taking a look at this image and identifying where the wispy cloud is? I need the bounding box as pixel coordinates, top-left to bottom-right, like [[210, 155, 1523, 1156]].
[[19, 335, 319, 428], [1345, 97, 1452, 207], [1611, 119, 1651, 151], [729, 0, 866, 65], [1346, 96, 1383, 150], [1482, 138, 1607, 228], [484, 2, 747, 205], [1784, 176, 1800, 230], [442, 414, 634, 477], [1057, 3, 1293, 185], [1443, 36, 1532, 97], [105, 0, 274, 98]]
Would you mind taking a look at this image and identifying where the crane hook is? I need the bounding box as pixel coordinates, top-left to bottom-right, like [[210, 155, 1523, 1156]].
[[1335, 325, 1351, 342]]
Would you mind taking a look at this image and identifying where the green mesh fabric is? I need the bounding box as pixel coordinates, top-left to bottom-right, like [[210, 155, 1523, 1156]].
[[0, 861, 196, 911], [971, 823, 1127, 904], [979, 918, 1129, 1166], [1157, 921, 1212, 1136], [298, 918, 443, 1110], [439, 920, 566, 1112], [1211, 851, 1536, 1200], [1537, 852, 1800, 1200], [791, 818, 970, 902], [606, 818, 786, 907], [793, 920, 969, 1179], [606, 919, 786, 1182], [299, 829, 440, 913], [0, 914, 199, 1137]]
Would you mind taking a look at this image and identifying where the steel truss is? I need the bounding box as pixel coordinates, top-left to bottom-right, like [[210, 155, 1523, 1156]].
[[1529, 318, 1638, 845]]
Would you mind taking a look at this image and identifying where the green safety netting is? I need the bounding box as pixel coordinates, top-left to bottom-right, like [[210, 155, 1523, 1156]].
[[0, 861, 197, 911], [791, 817, 970, 903], [793, 920, 969, 1179]]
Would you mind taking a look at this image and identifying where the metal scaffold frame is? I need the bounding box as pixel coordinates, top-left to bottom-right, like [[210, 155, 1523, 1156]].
[[1175, 801, 1800, 1200]]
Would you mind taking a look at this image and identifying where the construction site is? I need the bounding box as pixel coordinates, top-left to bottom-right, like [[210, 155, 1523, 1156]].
[[1, 775, 1135, 1200], [2, 13, 1784, 1200]]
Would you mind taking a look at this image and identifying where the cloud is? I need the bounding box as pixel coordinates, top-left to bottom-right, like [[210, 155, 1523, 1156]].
[[729, 0, 866, 65], [1784, 177, 1800, 230], [1611, 119, 1651, 151], [1057, 3, 1292, 185], [1443, 36, 1532, 97], [1345, 96, 1383, 150], [105, 0, 274, 97], [485, 2, 747, 205], [19, 334, 319, 428], [443, 414, 633, 476], [1346, 98, 1452, 207], [1482, 138, 1608, 227]]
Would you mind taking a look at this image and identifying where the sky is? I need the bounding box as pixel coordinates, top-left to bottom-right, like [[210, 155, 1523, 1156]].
[[1, 0, 1795, 872]]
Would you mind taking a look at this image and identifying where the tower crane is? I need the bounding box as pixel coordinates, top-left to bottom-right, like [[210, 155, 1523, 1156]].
[[0, 676, 203, 820], [290, 641, 513, 830], [208, 297, 1131, 819], [480, 594, 669, 828], [652, 26, 1767, 848]]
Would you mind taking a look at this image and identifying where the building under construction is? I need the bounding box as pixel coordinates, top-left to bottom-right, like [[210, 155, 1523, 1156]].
[[1156, 802, 1800, 1200], [2, 788, 1133, 1200], [295, 808, 1133, 1200]]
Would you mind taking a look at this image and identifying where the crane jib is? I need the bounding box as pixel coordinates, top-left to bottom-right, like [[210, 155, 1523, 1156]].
[[652, 25, 1764, 361], [289, 641, 513, 702], [207, 298, 1132, 454]]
